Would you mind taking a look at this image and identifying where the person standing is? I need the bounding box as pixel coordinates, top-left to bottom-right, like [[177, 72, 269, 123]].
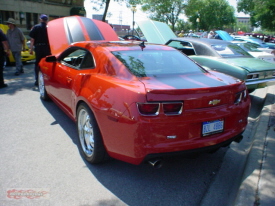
[[188, 30, 193, 37], [178, 30, 184, 37], [29, 14, 51, 86], [208, 31, 214, 39], [6, 18, 25, 76], [0, 29, 10, 88]]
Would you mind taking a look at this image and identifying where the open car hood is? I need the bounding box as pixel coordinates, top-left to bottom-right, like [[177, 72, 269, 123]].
[[215, 30, 234, 41], [137, 20, 176, 44], [47, 16, 119, 55]]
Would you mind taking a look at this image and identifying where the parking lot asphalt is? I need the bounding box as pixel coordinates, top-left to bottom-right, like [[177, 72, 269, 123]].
[[235, 84, 275, 206], [1, 63, 275, 205]]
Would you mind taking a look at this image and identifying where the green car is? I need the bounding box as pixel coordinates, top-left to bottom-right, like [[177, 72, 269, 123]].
[[138, 20, 275, 92]]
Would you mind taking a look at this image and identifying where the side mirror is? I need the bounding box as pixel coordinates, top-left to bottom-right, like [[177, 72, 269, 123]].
[[45, 56, 57, 62]]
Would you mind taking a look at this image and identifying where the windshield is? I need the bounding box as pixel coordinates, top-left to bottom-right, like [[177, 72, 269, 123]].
[[112, 50, 205, 77], [211, 44, 251, 58], [248, 37, 264, 44], [236, 42, 262, 52], [234, 36, 264, 43]]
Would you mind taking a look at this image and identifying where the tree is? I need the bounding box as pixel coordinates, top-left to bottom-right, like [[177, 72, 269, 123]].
[[90, 0, 140, 22], [140, 0, 187, 32], [185, 0, 236, 31], [236, 22, 251, 33], [237, 0, 275, 30], [173, 19, 193, 33]]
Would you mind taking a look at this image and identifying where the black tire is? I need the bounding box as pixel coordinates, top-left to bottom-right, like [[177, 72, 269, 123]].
[[77, 103, 109, 164], [38, 71, 49, 100]]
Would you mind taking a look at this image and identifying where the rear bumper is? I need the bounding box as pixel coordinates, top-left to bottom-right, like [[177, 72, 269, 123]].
[[103, 99, 250, 165], [143, 132, 243, 162]]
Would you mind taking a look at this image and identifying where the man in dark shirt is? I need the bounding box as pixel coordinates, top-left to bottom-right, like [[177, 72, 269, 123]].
[[29, 14, 51, 86], [0, 29, 10, 89]]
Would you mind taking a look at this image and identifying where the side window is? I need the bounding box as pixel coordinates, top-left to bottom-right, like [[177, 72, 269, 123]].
[[60, 48, 95, 69], [80, 52, 95, 69], [167, 41, 184, 49], [167, 41, 196, 56]]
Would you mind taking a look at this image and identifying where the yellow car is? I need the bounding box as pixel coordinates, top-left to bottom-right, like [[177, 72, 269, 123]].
[[0, 24, 35, 65]]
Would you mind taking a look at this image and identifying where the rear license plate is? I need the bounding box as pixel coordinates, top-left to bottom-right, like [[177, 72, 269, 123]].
[[202, 119, 224, 136]]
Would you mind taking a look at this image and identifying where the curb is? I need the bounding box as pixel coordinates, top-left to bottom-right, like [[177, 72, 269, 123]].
[[234, 84, 275, 206]]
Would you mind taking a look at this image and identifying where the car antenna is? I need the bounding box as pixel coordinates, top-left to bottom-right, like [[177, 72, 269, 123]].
[[139, 41, 146, 51]]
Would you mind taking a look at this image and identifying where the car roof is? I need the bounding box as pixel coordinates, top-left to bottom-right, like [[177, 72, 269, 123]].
[[235, 36, 257, 39], [168, 37, 232, 46]]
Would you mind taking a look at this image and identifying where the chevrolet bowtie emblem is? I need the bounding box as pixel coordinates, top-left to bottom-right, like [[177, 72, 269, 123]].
[[209, 99, 221, 105]]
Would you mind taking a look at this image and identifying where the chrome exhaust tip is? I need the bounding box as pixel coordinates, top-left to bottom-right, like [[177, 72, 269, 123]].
[[148, 159, 163, 169]]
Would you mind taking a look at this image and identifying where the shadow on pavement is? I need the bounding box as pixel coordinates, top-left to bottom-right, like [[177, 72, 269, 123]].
[[0, 62, 37, 95]]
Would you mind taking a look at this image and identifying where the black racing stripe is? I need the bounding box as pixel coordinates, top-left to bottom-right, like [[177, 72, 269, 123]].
[[80, 17, 104, 40], [64, 16, 86, 44]]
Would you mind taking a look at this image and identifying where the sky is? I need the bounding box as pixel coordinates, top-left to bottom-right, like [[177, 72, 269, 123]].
[[84, 1, 148, 25], [84, 0, 248, 26]]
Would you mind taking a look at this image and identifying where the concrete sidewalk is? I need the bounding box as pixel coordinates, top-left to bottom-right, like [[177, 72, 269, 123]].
[[235, 84, 275, 206]]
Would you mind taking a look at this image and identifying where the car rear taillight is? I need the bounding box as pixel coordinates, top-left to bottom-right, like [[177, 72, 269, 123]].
[[137, 103, 160, 116], [163, 102, 183, 115], [234, 90, 247, 104], [137, 102, 183, 116]]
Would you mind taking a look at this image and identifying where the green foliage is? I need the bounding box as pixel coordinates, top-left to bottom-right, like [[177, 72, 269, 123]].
[[185, 0, 236, 31], [236, 22, 251, 32], [140, 0, 187, 31], [237, 0, 275, 31], [174, 19, 192, 32]]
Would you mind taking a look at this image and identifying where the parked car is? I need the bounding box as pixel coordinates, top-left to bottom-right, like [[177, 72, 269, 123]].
[[0, 24, 35, 65], [215, 30, 275, 54], [243, 33, 275, 43], [233, 35, 275, 49], [137, 20, 275, 92], [38, 16, 250, 166], [234, 42, 275, 64]]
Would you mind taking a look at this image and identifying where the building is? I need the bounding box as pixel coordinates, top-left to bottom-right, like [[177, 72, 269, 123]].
[[237, 17, 250, 26], [0, 0, 85, 35], [236, 16, 253, 32], [92, 14, 131, 36], [111, 24, 131, 36]]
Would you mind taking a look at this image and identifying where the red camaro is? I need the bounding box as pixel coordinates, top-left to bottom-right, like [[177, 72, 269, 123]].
[[38, 16, 250, 166]]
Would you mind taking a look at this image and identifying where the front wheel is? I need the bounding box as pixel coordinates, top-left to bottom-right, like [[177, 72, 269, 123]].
[[38, 71, 49, 100], [77, 103, 109, 164]]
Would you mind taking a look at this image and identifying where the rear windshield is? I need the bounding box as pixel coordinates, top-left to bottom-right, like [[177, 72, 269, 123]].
[[112, 50, 205, 77], [211, 44, 252, 58]]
